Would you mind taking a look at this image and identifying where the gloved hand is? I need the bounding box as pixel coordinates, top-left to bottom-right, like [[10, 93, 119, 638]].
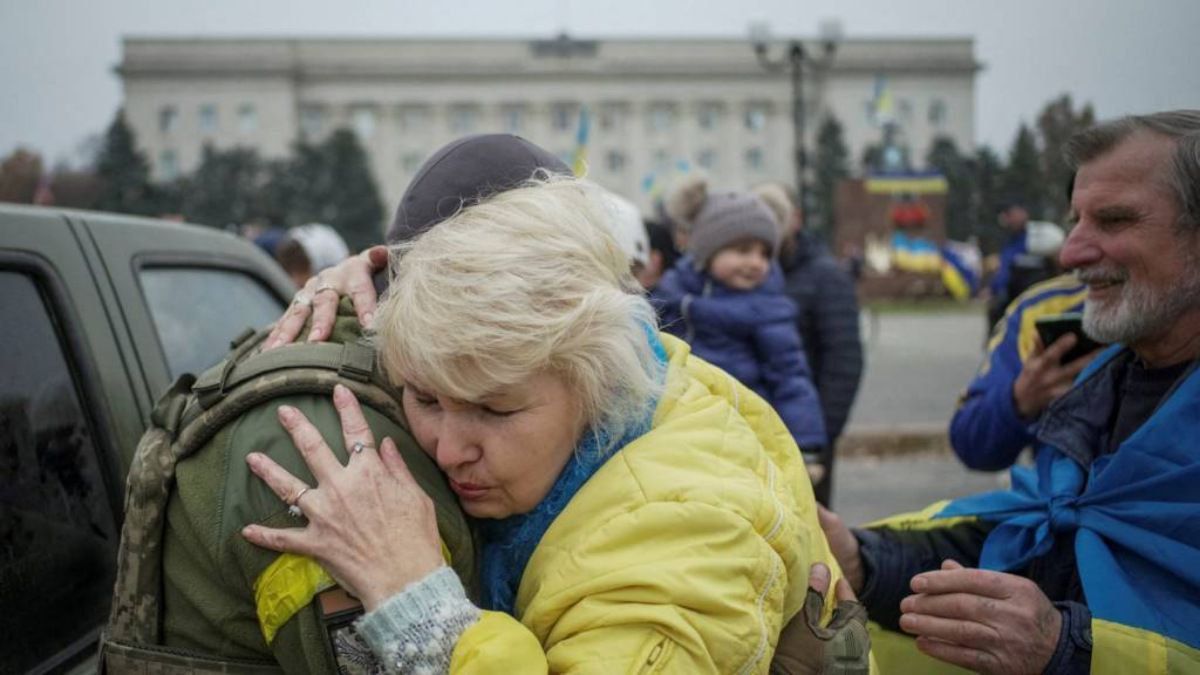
[[770, 562, 871, 675]]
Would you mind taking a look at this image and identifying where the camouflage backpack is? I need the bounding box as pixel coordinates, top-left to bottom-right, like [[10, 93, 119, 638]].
[[99, 311, 475, 674]]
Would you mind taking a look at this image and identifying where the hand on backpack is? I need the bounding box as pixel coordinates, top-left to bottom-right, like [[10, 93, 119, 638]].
[[264, 246, 389, 350]]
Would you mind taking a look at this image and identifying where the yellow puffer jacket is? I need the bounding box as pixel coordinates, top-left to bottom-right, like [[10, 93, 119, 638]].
[[448, 333, 844, 674]]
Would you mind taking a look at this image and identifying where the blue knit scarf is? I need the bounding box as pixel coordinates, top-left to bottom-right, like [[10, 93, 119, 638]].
[[478, 333, 667, 614]]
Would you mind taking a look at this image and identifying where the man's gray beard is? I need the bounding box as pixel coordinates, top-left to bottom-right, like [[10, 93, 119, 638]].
[[1082, 262, 1200, 345]]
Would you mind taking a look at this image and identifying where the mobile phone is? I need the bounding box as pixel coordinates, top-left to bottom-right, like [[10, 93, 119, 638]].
[[1034, 313, 1105, 363]]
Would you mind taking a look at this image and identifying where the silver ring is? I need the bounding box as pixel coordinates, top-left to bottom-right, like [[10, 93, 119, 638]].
[[292, 291, 313, 308], [287, 486, 311, 518], [313, 283, 338, 298], [351, 441, 372, 454]]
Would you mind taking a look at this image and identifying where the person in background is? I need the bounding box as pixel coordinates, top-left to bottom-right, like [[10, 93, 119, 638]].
[[597, 189, 651, 279], [243, 175, 851, 673], [950, 178, 1101, 471], [949, 274, 1092, 470], [820, 110, 1200, 675], [987, 199, 1065, 329], [650, 180, 828, 462], [275, 223, 350, 289], [753, 182, 864, 506], [638, 219, 679, 291]]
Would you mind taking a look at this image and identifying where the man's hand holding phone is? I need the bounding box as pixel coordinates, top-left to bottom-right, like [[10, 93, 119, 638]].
[[1013, 316, 1104, 420]]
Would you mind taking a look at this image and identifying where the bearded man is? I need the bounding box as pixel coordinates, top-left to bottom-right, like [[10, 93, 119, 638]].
[[820, 110, 1200, 675]]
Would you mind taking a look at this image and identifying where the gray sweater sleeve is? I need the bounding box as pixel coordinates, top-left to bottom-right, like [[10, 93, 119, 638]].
[[355, 566, 481, 674]]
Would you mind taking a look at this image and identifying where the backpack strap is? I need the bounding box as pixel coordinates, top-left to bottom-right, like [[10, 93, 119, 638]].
[[103, 329, 406, 671], [105, 373, 197, 646]]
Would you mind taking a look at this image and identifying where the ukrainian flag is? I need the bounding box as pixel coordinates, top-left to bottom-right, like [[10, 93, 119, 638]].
[[890, 232, 941, 274], [572, 106, 591, 177], [939, 243, 980, 301]]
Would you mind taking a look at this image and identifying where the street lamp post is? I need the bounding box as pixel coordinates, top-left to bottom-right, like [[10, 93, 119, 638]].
[[750, 22, 839, 222]]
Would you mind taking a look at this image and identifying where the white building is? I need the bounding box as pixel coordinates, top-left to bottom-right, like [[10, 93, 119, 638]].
[[118, 35, 979, 217]]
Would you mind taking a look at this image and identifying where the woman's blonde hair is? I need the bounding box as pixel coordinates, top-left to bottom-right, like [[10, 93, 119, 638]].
[[376, 174, 664, 454]]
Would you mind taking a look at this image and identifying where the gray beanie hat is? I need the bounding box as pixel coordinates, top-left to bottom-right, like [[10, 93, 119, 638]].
[[686, 191, 781, 270]]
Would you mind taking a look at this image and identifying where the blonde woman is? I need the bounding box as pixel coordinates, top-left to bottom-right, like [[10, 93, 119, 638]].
[[242, 176, 851, 673]]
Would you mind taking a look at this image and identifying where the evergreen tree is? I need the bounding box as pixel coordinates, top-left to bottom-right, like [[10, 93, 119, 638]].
[[181, 145, 264, 227], [1000, 123, 1045, 219], [1036, 94, 1095, 220], [312, 129, 385, 251], [972, 146, 1005, 254], [925, 136, 975, 242], [813, 115, 850, 234], [94, 110, 158, 216]]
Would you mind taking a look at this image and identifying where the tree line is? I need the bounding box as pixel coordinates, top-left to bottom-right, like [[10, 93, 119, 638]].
[[0, 110, 385, 252]]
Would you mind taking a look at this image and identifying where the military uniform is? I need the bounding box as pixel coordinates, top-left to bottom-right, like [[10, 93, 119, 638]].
[[104, 300, 476, 673]]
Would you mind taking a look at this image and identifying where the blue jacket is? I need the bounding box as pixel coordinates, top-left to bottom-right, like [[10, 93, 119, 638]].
[[950, 275, 1086, 470], [989, 230, 1028, 297], [650, 257, 828, 450]]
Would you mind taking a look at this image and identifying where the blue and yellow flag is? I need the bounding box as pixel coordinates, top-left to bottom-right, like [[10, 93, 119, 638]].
[[938, 348, 1200, 666], [572, 105, 591, 176]]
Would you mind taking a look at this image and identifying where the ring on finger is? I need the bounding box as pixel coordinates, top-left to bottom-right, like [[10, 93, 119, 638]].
[[313, 283, 338, 299], [287, 486, 312, 518], [292, 291, 313, 308], [351, 441, 373, 454]]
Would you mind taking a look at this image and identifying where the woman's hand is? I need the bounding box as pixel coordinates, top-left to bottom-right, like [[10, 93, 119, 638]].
[[241, 384, 444, 610], [263, 245, 389, 350]]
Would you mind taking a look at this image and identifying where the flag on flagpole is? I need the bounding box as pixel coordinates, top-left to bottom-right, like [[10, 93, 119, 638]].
[[572, 106, 591, 176]]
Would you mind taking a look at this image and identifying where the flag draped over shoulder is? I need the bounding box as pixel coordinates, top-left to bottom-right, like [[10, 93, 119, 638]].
[[937, 347, 1200, 654]]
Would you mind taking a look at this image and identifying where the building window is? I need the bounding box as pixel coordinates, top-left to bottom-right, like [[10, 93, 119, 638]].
[[647, 103, 676, 133], [929, 99, 947, 127], [398, 105, 429, 133], [605, 149, 626, 173], [237, 104, 258, 134], [352, 107, 377, 140], [744, 103, 769, 132], [500, 104, 525, 133], [300, 106, 325, 139], [551, 102, 578, 133], [401, 152, 424, 173], [598, 103, 627, 132], [697, 148, 718, 171], [652, 148, 671, 170], [745, 147, 765, 171], [898, 98, 913, 122], [198, 104, 218, 134], [159, 150, 179, 181], [697, 103, 723, 131], [449, 105, 479, 134], [159, 105, 178, 134]]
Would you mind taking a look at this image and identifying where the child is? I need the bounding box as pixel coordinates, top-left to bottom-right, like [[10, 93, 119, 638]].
[[651, 183, 828, 452]]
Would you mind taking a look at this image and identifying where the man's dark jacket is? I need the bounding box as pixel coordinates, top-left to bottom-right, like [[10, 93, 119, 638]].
[[779, 232, 864, 443]]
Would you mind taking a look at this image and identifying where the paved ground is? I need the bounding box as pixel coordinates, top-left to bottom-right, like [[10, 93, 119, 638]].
[[844, 309, 988, 432], [831, 308, 1003, 525], [831, 451, 1009, 526]]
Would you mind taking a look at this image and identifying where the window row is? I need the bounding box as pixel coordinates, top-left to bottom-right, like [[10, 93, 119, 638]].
[[158, 104, 258, 135], [299, 101, 779, 141], [396, 146, 771, 176], [862, 97, 951, 127]]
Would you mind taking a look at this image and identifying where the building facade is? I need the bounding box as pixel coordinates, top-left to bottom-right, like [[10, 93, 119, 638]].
[[119, 36, 979, 221]]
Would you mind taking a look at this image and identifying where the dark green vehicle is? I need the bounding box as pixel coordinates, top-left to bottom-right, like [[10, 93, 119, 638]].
[[0, 204, 294, 674]]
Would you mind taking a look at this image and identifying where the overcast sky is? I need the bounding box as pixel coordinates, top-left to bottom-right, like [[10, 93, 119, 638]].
[[3, 0, 1198, 166]]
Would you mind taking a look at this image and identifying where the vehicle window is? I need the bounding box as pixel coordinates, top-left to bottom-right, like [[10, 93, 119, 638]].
[[0, 271, 118, 673], [140, 267, 284, 379]]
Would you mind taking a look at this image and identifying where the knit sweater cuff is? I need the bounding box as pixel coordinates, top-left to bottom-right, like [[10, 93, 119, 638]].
[[355, 566, 481, 674]]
